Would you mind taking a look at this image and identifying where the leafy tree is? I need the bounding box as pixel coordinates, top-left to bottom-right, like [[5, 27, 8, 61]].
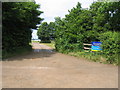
[[52, 1, 120, 64], [37, 22, 51, 43], [2, 2, 43, 58], [48, 22, 56, 40], [54, 17, 68, 52], [54, 3, 85, 52], [91, 1, 120, 32], [37, 21, 56, 43]]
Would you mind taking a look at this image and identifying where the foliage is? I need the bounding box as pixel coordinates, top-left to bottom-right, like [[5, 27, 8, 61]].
[[49, 22, 56, 39], [53, 1, 120, 64], [91, 2, 120, 32], [37, 22, 55, 43], [37, 22, 50, 43], [2, 2, 43, 58], [54, 2, 98, 53], [98, 31, 119, 64], [36, 1, 120, 64]]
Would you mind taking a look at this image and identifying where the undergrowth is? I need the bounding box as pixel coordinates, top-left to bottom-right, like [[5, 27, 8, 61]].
[[68, 51, 118, 65], [2, 45, 32, 60]]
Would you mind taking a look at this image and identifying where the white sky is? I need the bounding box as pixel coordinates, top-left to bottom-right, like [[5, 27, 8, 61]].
[[32, 30, 38, 39], [32, 0, 95, 39]]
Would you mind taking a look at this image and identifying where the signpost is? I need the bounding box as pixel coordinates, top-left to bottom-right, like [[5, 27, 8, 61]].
[[91, 42, 102, 51]]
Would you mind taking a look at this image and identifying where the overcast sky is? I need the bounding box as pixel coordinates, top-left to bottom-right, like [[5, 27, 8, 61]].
[[32, 0, 95, 39]]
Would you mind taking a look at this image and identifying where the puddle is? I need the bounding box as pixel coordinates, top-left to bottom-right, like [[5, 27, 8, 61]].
[[33, 49, 53, 53], [33, 49, 42, 52]]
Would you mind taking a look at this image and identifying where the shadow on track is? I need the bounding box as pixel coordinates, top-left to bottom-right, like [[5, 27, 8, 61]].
[[2, 48, 56, 61]]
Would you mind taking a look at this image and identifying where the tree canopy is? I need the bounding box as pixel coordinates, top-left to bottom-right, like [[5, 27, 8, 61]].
[[37, 22, 55, 43], [2, 2, 43, 58], [37, 1, 120, 64]]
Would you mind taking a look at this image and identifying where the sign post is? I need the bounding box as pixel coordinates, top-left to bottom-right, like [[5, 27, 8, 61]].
[[91, 42, 102, 51]]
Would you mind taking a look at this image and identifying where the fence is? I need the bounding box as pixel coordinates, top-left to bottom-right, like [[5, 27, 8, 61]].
[[83, 43, 92, 51]]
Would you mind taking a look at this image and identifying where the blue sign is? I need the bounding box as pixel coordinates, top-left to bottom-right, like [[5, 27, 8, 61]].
[[91, 42, 102, 51]]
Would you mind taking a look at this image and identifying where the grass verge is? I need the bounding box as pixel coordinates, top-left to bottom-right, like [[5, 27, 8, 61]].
[[68, 51, 117, 65], [40, 41, 55, 49], [31, 40, 40, 43]]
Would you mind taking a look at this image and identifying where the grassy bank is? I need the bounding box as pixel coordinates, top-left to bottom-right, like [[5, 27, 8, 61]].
[[68, 51, 118, 65], [68, 51, 106, 63], [31, 40, 40, 43], [40, 41, 55, 49]]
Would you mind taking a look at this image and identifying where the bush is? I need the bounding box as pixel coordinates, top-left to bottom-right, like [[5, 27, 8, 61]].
[[2, 2, 42, 58], [55, 36, 83, 53], [99, 31, 119, 64]]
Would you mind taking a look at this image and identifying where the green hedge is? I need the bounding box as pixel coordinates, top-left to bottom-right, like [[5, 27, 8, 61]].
[[55, 37, 83, 53], [99, 31, 119, 64], [2, 2, 43, 58]]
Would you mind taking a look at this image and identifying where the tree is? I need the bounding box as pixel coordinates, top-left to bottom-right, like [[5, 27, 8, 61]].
[[52, 1, 119, 64], [90, 1, 120, 32], [54, 3, 85, 52], [2, 2, 43, 57], [37, 21, 56, 43], [48, 22, 56, 40], [37, 22, 50, 43]]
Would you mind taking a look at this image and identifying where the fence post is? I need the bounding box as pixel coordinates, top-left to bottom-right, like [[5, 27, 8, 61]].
[[83, 43, 92, 51]]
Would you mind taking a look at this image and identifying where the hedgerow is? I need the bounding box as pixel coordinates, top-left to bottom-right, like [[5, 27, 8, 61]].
[[53, 2, 120, 64], [37, 1, 120, 65], [99, 31, 119, 64], [2, 2, 43, 58]]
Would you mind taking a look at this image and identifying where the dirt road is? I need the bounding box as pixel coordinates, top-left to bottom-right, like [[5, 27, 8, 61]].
[[2, 42, 118, 88]]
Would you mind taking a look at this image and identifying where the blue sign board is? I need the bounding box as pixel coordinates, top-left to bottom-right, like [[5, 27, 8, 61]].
[[91, 42, 102, 51]]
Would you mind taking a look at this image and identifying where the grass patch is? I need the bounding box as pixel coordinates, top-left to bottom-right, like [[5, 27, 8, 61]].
[[68, 51, 117, 65], [31, 40, 40, 43], [40, 41, 55, 49]]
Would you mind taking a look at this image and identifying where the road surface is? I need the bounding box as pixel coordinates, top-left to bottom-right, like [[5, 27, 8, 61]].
[[1, 42, 118, 88]]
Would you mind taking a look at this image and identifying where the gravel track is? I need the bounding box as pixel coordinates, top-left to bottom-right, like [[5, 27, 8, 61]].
[[1, 42, 118, 88]]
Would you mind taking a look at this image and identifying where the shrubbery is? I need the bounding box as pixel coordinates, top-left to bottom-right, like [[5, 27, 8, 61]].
[[37, 22, 56, 43], [53, 1, 120, 65], [37, 1, 119, 65], [55, 37, 83, 53], [99, 31, 119, 64], [2, 2, 43, 58]]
